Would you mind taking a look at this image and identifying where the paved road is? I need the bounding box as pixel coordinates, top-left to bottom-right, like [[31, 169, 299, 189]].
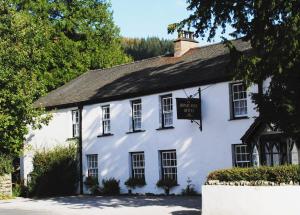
[[0, 209, 53, 215], [0, 196, 201, 215]]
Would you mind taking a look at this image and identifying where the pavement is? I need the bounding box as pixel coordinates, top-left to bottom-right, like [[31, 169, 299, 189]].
[[0, 196, 201, 215]]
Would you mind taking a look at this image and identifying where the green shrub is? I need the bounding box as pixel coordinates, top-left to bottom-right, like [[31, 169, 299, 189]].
[[156, 178, 178, 195], [207, 165, 300, 184], [102, 178, 120, 195], [124, 177, 146, 189], [0, 154, 13, 176], [181, 177, 198, 196], [28, 144, 79, 197], [84, 176, 99, 195]]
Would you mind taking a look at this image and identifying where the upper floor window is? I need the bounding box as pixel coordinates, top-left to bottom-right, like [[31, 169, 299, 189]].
[[72, 110, 80, 137], [233, 144, 251, 167], [102, 105, 111, 134], [87, 154, 98, 178], [131, 99, 142, 131], [131, 152, 145, 179], [160, 94, 173, 127], [160, 150, 177, 181], [230, 82, 247, 118]]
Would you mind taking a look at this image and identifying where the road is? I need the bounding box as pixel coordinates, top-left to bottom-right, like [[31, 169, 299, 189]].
[[0, 196, 201, 215], [0, 209, 54, 215]]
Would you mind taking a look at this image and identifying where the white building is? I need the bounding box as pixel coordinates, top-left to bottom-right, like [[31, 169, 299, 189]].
[[21, 32, 299, 194]]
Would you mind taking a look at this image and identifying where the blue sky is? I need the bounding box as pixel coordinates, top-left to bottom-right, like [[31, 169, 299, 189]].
[[110, 0, 233, 45]]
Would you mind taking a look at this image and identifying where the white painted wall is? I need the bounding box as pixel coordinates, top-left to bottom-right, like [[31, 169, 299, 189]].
[[202, 185, 300, 215], [81, 82, 258, 194], [21, 107, 77, 183], [22, 81, 258, 193]]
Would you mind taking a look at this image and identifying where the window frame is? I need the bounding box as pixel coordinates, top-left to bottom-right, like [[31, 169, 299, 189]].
[[87, 154, 98, 179], [72, 109, 80, 138], [160, 150, 177, 182], [233, 144, 251, 167], [130, 152, 145, 179], [160, 94, 173, 128], [230, 82, 248, 119], [101, 105, 111, 135], [131, 99, 142, 131]]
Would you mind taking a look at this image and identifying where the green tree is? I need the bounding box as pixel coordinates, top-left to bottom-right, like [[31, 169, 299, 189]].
[[0, 0, 130, 155], [169, 0, 300, 140], [122, 37, 174, 61]]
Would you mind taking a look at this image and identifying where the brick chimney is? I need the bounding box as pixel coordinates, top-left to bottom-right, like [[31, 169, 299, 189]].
[[173, 31, 199, 57]]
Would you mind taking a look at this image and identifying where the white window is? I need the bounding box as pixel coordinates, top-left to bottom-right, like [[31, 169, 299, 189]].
[[231, 82, 247, 118], [131, 99, 142, 131], [131, 152, 145, 179], [102, 105, 110, 134], [161, 94, 173, 127], [234, 144, 251, 167], [72, 110, 79, 137], [161, 150, 177, 181], [291, 143, 299, 164], [87, 154, 98, 178]]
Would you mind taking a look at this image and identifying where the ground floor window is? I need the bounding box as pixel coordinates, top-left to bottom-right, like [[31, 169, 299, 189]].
[[131, 152, 145, 179], [233, 144, 251, 167], [87, 154, 98, 178], [160, 150, 177, 181]]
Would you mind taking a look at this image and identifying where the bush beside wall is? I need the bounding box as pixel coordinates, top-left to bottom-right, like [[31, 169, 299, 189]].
[[207, 165, 300, 185], [28, 144, 79, 197], [0, 155, 13, 176], [0, 155, 13, 197]]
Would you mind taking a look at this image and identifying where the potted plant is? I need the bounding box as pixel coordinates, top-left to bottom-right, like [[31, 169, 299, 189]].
[[124, 177, 146, 194], [84, 176, 99, 195], [156, 178, 178, 195]]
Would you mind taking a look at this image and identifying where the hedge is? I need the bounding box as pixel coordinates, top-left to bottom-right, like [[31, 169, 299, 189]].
[[207, 165, 300, 184], [28, 144, 79, 197], [0, 154, 13, 176]]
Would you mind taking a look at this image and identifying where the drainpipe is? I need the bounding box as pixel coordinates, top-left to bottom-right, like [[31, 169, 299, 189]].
[[79, 105, 83, 195]]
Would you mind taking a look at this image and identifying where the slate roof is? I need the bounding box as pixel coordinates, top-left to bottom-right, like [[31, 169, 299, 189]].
[[35, 39, 251, 109]]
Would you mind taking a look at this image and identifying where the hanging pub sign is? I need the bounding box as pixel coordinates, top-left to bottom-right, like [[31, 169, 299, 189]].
[[176, 98, 201, 120]]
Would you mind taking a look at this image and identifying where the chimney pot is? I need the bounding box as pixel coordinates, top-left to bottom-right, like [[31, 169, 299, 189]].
[[174, 31, 199, 57]]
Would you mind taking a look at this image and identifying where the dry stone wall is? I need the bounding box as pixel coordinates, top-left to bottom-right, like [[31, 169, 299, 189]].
[[0, 174, 12, 196]]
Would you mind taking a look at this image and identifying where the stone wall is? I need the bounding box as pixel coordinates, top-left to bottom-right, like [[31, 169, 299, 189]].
[[0, 174, 12, 196]]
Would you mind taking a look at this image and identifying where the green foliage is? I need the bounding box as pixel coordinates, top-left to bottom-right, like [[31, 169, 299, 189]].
[[0, 154, 13, 176], [101, 178, 120, 195], [170, 0, 300, 140], [181, 177, 198, 196], [207, 165, 300, 184], [12, 183, 27, 197], [0, 0, 131, 155], [122, 37, 174, 61], [28, 144, 78, 197], [124, 177, 146, 189], [0, 193, 12, 200], [84, 176, 100, 195], [156, 178, 178, 195]]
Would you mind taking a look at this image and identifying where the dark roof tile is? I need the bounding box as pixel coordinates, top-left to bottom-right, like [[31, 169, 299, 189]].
[[35, 39, 251, 109]]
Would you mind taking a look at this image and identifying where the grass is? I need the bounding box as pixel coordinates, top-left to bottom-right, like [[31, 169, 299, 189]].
[[0, 193, 12, 200]]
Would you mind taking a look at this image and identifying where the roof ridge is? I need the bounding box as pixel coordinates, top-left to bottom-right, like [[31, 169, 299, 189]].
[[187, 38, 243, 51], [89, 54, 170, 73]]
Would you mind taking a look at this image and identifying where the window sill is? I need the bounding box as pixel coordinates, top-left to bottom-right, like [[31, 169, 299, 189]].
[[228, 116, 249, 121], [126, 130, 146, 134], [97, 133, 114, 138], [66, 137, 79, 141], [156, 126, 175, 131]]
